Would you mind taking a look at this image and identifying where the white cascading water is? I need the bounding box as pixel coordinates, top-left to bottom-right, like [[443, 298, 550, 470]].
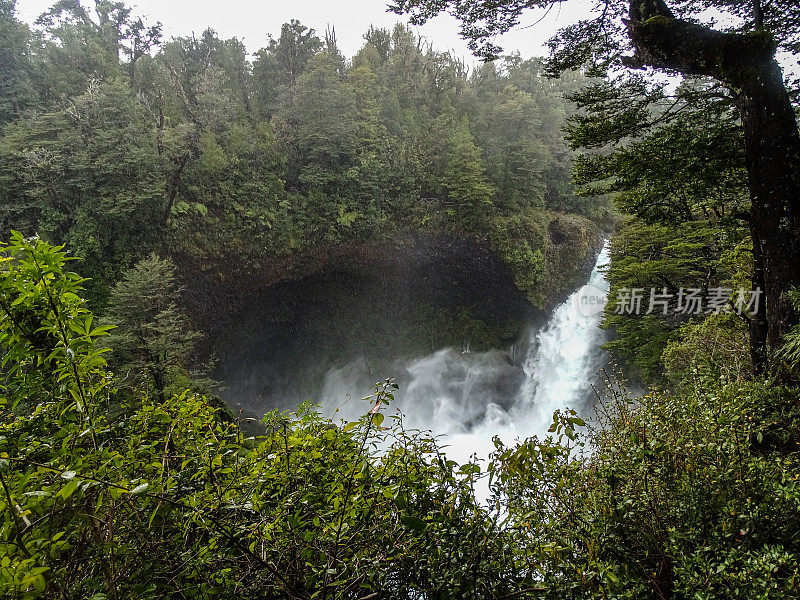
[[513, 242, 611, 428], [319, 243, 610, 486]]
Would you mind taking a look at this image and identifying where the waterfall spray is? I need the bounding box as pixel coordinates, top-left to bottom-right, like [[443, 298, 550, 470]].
[[320, 243, 611, 484]]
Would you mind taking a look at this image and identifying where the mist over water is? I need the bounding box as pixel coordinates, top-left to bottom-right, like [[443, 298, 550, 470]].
[[319, 244, 611, 469]]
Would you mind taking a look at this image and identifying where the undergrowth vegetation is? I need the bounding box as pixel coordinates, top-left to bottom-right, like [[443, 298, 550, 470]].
[[2, 235, 798, 599]]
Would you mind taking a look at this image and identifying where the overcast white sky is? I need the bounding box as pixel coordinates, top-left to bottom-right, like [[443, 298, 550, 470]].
[[14, 0, 592, 64]]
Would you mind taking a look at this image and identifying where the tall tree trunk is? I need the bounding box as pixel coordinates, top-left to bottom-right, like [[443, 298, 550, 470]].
[[736, 59, 800, 349], [152, 364, 167, 404], [625, 0, 800, 359]]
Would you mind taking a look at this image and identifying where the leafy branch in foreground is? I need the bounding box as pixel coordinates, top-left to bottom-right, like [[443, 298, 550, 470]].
[[491, 372, 800, 599]]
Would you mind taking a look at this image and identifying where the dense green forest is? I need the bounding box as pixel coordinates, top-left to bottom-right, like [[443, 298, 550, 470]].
[[0, 0, 610, 309], [2, 0, 800, 597]]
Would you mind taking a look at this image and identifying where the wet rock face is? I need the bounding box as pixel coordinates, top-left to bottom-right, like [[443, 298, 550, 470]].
[[184, 234, 540, 412], [180, 226, 605, 414], [538, 216, 605, 309], [183, 234, 540, 335], [548, 219, 569, 245]]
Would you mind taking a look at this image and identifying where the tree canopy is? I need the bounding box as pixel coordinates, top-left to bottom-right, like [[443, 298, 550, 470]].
[[0, 1, 610, 310]]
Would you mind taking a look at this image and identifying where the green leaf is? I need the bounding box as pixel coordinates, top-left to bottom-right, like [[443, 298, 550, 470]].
[[130, 483, 149, 495], [458, 463, 481, 475], [400, 515, 427, 532], [59, 478, 79, 500]]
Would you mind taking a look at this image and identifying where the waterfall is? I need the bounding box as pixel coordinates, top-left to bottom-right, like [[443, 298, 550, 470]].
[[320, 243, 611, 479], [514, 242, 611, 427]]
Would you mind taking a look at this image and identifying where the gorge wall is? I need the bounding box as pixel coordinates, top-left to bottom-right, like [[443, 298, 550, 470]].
[[180, 213, 605, 414]]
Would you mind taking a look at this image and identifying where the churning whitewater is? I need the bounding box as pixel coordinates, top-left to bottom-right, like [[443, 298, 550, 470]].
[[320, 244, 611, 469]]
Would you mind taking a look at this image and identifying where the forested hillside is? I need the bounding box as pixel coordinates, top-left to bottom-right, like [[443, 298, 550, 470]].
[[0, 1, 609, 309], [392, 0, 800, 386]]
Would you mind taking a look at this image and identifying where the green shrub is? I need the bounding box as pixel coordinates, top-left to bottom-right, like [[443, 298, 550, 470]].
[[491, 375, 800, 599], [663, 312, 752, 384]]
